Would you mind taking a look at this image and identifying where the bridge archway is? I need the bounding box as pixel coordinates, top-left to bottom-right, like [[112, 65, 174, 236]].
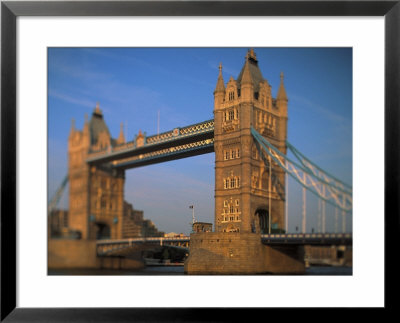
[[95, 222, 111, 240], [255, 208, 269, 234]]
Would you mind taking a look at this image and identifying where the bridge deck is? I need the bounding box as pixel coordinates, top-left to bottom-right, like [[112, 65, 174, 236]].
[[96, 233, 352, 256]]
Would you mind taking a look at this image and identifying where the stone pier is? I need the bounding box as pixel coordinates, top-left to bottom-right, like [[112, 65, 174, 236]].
[[184, 232, 305, 275], [48, 239, 144, 270]]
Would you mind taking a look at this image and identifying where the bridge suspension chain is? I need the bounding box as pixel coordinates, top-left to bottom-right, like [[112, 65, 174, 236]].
[[251, 127, 352, 213], [286, 141, 352, 194], [48, 174, 68, 214]]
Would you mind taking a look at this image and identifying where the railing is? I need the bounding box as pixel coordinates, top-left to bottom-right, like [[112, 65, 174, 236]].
[[96, 233, 352, 255], [261, 233, 352, 245]]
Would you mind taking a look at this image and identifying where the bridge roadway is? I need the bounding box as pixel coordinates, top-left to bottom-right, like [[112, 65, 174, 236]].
[[96, 233, 352, 257]]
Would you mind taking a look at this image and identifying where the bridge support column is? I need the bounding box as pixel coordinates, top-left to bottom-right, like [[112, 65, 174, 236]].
[[184, 232, 305, 275]]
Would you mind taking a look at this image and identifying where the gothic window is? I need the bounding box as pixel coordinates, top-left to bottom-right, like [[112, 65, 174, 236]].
[[228, 110, 235, 120], [224, 179, 230, 189], [230, 178, 235, 188], [224, 174, 240, 189], [224, 148, 240, 160], [230, 205, 234, 214], [225, 151, 229, 160], [229, 91, 234, 101]]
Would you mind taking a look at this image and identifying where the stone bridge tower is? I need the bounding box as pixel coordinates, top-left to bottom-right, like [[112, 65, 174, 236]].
[[68, 104, 125, 240], [213, 49, 288, 234]]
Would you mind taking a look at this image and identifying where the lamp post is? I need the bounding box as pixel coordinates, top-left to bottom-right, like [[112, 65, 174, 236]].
[[189, 205, 195, 233]]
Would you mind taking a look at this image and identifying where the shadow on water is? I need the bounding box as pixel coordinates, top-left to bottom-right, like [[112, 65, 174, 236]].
[[48, 265, 352, 276]]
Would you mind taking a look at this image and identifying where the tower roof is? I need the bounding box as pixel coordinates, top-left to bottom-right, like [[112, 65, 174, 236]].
[[89, 103, 111, 145], [237, 49, 265, 92]]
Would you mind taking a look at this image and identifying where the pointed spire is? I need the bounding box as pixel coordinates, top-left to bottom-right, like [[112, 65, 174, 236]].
[[277, 72, 288, 101], [214, 62, 225, 93], [240, 59, 253, 85], [117, 122, 125, 144]]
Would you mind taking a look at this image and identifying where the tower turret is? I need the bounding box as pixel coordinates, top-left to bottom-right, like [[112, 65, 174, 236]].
[[69, 118, 76, 136], [117, 122, 126, 145], [214, 63, 225, 109], [276, 72, 288, 110]]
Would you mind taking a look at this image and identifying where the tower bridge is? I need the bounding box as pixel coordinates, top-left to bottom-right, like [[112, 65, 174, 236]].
[[50, 49, 352, 274]]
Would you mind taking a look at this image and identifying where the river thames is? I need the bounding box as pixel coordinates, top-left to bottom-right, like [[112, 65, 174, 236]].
[[49, 265, 352, 275]]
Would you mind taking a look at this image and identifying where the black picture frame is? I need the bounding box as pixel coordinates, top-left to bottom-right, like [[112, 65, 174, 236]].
[[1, 0, 398, 321]]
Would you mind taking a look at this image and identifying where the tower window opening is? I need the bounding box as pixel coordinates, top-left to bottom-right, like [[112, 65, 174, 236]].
[[225, 150, 230, 160], [224, 179, 230, 189], [224, 175, 240, 189], [228, 110, 235, 120]]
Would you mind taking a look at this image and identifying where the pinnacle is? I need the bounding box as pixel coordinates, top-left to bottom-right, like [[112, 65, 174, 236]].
[[277, 72, 288, 101], [214, 63, 225, 93]]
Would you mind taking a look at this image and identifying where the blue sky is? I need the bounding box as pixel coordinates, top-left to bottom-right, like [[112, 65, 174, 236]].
[[48, 47, 352, 235]]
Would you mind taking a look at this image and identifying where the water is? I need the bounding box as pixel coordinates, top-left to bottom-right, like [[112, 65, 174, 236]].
[[49, 265, 352, 276]]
